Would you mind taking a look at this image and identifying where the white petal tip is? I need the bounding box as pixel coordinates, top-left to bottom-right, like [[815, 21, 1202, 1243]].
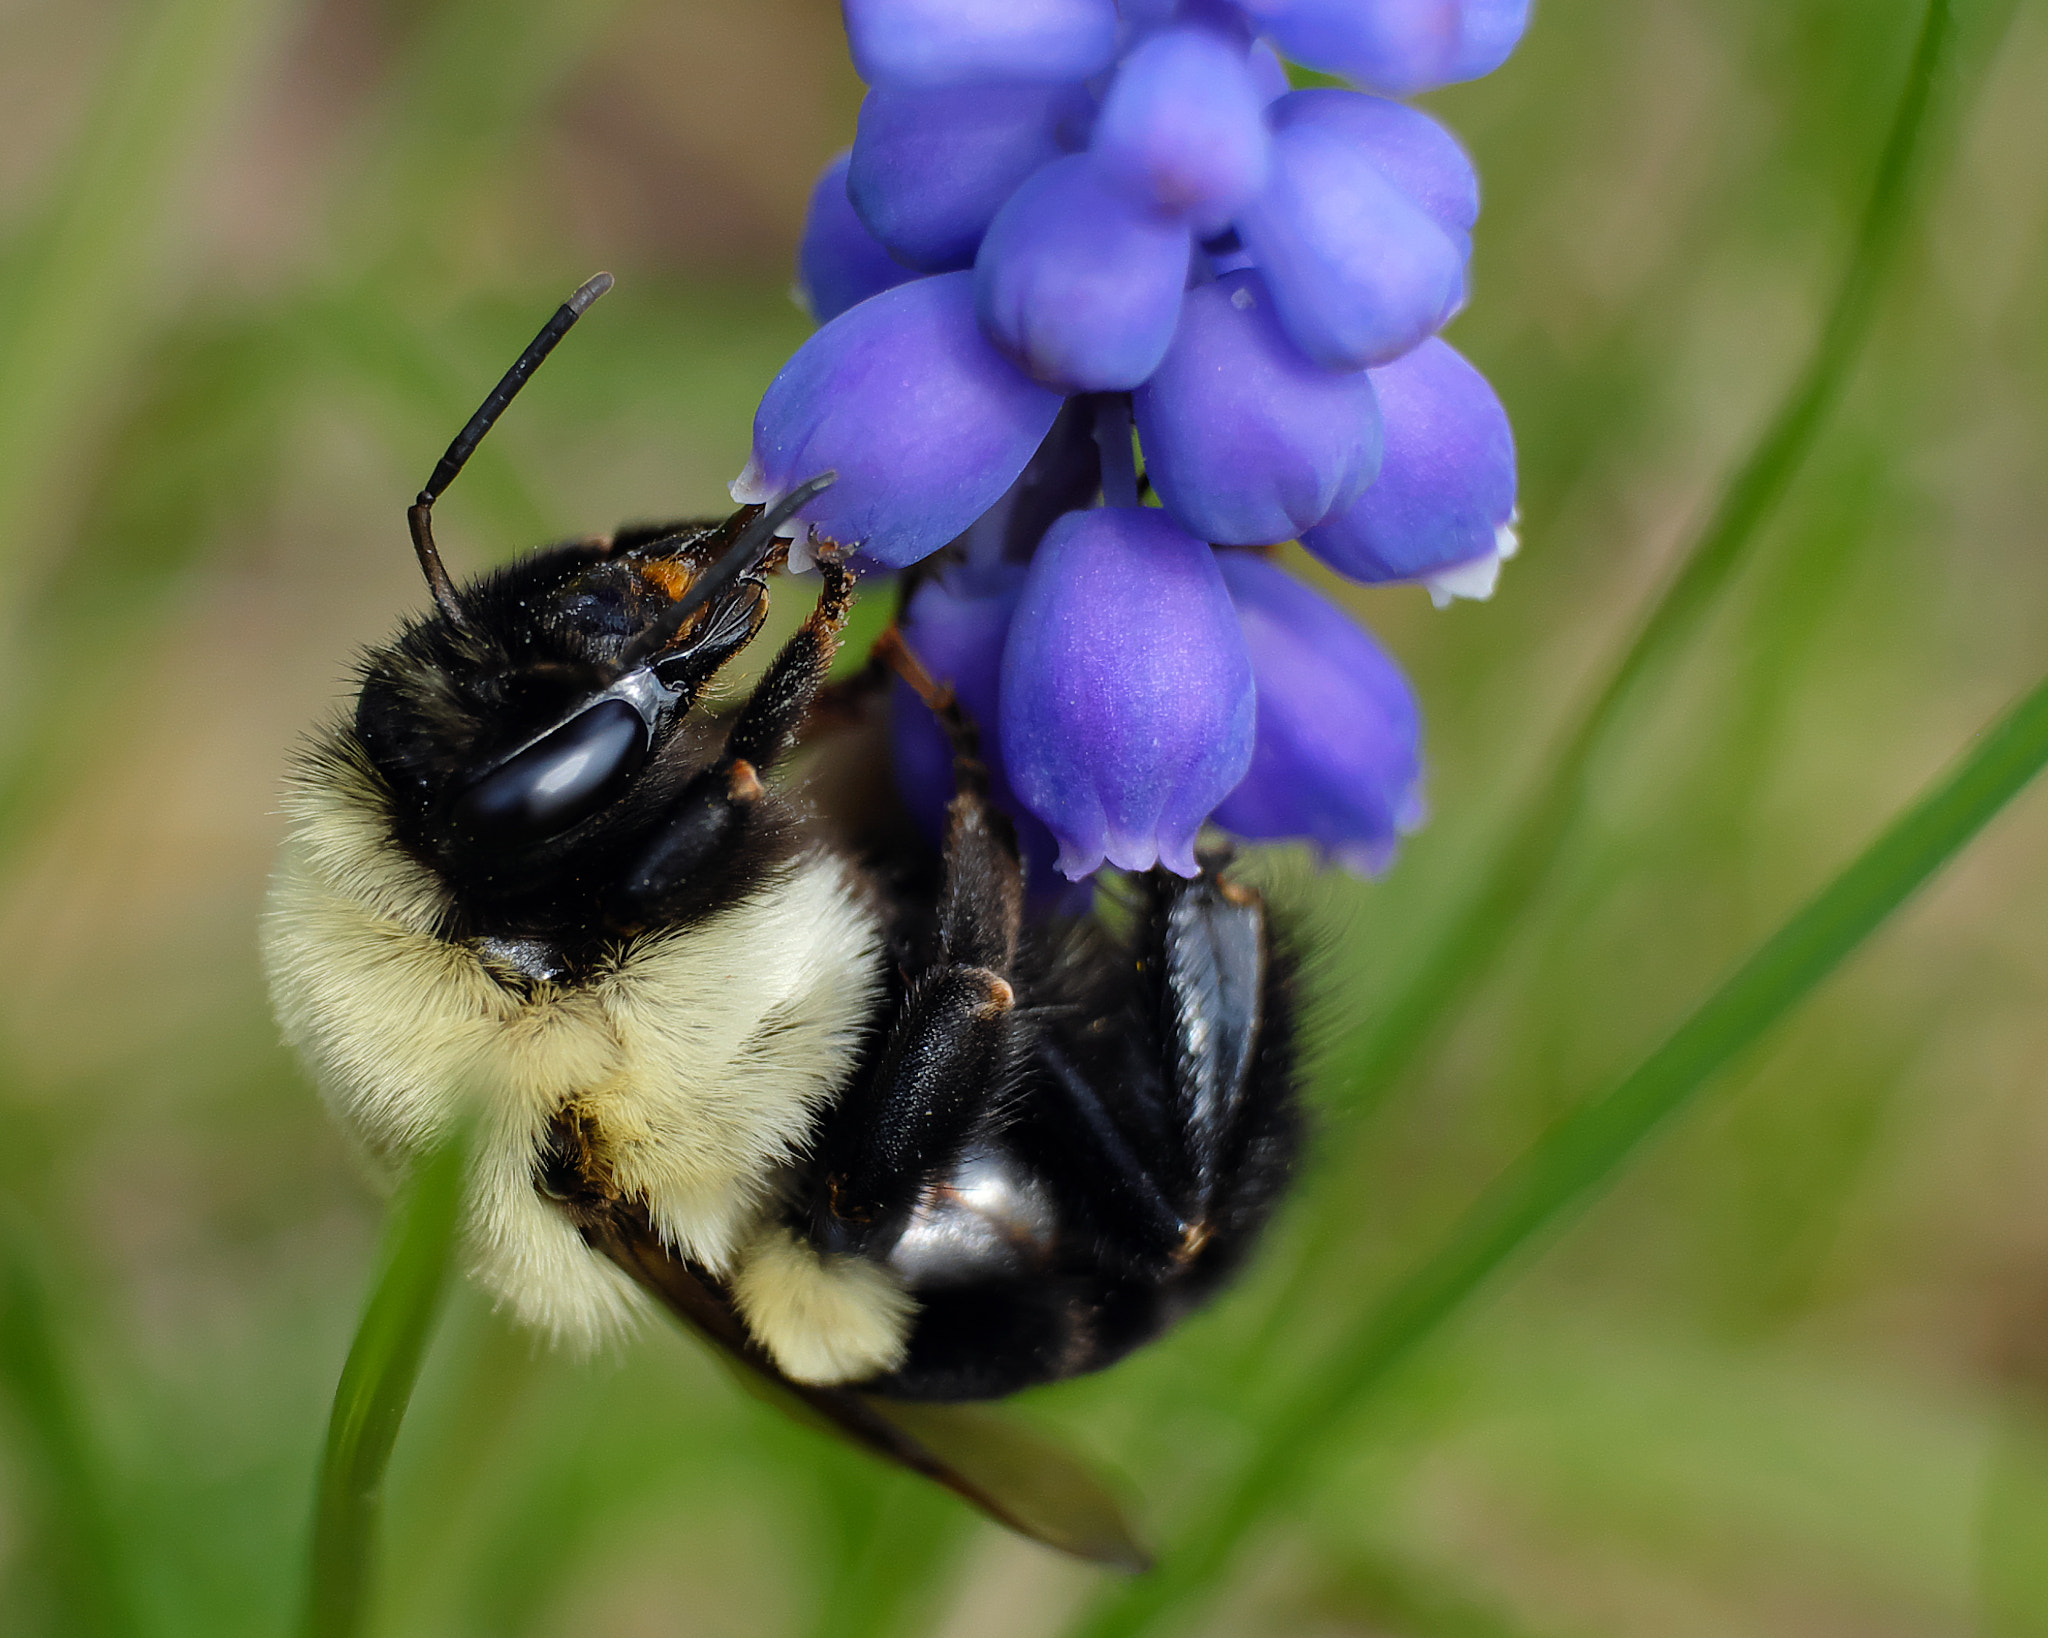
[[729, 456, 772, 507], [1422, 546, 1507, 608], [1055, 841, 1107, 881], [731, 459, 818, 563]]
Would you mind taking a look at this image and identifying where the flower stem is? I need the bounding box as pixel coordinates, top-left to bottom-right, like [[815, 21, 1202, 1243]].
[[1070, 659, 2048, 1638], [1327, 0, 1959, 1126], [302, 1130, 468, 1638]]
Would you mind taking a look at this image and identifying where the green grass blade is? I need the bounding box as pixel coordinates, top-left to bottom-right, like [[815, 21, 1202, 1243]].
[[1072, 667, 2048, 1638], [303, 1134, 469, 1638], [1329, 0, 1959, 1121], [0, 1209, 137, 1638]]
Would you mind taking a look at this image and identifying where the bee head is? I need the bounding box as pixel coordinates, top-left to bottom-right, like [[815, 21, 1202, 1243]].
[[352, 478, 831, 899]]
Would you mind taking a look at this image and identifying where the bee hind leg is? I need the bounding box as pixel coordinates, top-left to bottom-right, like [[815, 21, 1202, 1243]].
[[1138, 864, 1299, 1274], [805, 666, 1025, 1262]]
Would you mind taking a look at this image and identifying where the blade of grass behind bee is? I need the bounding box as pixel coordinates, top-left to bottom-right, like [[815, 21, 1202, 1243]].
[[1068, 668, 2048, 1638], [302, 1131, 469, 1638], [0, 1205, 137, 1638], [1325, 0, 1961, 1130], [1221, 0, 1976, 1406]]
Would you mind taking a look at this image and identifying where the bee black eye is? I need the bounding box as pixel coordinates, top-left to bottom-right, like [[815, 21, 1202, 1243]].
[[454, 698, 647, 845]]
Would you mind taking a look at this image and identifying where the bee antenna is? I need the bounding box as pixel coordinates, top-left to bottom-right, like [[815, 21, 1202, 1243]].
[[616, 473, 838, 673], [407, 271, 616, 627]]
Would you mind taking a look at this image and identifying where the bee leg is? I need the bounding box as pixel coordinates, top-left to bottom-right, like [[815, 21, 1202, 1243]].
[[611, 559, 855, 916], [809, 711, 1025, 1259], [857, 865, 1297, 1400], [1032, 865, 1293, 1276], [719, 552, 856, 769], [1144, 865, 1294, 1263]]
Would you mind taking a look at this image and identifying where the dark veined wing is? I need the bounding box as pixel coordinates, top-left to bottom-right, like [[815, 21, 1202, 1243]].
[[590, 1205, 1153, 1572]]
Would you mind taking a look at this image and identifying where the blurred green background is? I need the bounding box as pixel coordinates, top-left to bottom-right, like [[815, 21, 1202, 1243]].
[[0, 0, 2045, 1634]]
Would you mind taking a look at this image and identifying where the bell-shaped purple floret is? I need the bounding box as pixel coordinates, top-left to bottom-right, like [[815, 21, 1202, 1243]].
[[890, 565, 1066, 887], [1001, 507, 1254, 878], [1212, 552, 1424, 874], [975, 155, 1192, 392], [1300, 336, 1517, 595], [1247, 0, 1531, 97], [1236, 106, 1467, 371], [844, 0, 1120, 89], [1272, 89, 1478, 258], [848, 83, 1080, 272], [1453, 0, 1533, 84], [1135, 270, 1382, 545], [1248, 39, 1291, 102], [737, 271, 1065, 568], [1092, 26, 1270, 222], [797, 152, 916, 323]]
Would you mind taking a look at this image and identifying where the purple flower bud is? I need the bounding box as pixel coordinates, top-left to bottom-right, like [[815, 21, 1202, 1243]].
[[1453, 0, 1533, 84], [1001, 507, 1254, 878], [1272, 89, 1478, 257], [1246, 0, 1530, 97], [974, 155, 1192, 392], [737, 272, 1065, 568], [1235, 107, 1467, 371], [797, 152, 916, 324], [1134, 271, 1382, 545], [890, 565, 1066, 888], [848, 83, 1081, 272], [1212, 552, 1424, 874], [1300, 336, 1517, 598], [1092, 26, 1270, 222], [844, 0, 1120, 89], [1247, 38, 1292, 102]]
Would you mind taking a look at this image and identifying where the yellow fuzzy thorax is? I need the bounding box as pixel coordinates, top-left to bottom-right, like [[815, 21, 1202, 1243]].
[[261, 737, 912, 1381]]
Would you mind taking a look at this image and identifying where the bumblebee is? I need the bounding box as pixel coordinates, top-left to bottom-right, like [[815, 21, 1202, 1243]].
[[262, 277, 1298, 1557]]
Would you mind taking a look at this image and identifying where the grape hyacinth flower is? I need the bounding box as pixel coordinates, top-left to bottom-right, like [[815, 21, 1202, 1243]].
[[742, 0, 1527, 881], [1002, 505, 1257, 879]]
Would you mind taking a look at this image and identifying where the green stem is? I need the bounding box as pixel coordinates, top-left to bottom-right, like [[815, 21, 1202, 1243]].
[[1328, 0, 1957, 1123], [0, 1210, 137, 1638], [1071, 663, 2048, 1638], [303, 1134, 468, 1638]]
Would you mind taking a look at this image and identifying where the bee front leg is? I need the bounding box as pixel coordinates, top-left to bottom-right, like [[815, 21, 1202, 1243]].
[[611, 558, 854, 917]]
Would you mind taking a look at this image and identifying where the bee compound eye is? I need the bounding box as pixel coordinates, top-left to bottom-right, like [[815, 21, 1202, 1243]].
[[453, 698, 649, 845]]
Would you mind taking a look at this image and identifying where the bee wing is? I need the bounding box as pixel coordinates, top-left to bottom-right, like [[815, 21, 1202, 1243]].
[[593, 1211, 1152, 1572]]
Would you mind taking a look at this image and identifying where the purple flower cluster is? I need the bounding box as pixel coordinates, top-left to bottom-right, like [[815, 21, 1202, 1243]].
[[740, 0, 1525, 882]]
